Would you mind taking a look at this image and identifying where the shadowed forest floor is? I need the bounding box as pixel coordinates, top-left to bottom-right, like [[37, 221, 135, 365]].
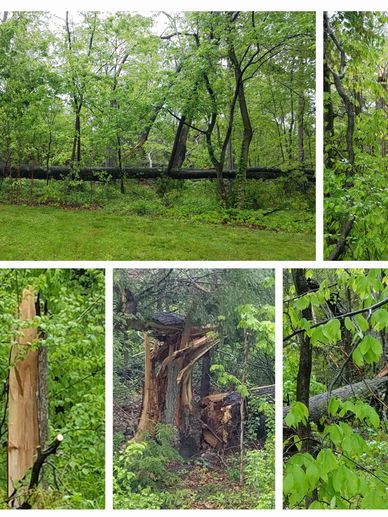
[[0, 204, 315, 260]]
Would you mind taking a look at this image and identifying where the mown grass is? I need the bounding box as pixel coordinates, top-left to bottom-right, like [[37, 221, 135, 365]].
[[0, 204, 315, 260]]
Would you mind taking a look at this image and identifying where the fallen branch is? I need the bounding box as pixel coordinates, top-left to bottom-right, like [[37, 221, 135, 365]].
[[283, 296, 388, 344], [12, 434, 63, 510]]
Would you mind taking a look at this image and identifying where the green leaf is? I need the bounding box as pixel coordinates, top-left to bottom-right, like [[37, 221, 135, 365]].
[[316, 448, 338, 474], [354, 313, 369, 332], [321, 319, 341, 344], [344, 316, 355, 333], [371, 308, 388, 331], [327, 397, 340, 416]]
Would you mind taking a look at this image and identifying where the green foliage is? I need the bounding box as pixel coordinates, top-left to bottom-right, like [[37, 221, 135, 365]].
[[113, 424, 182, 509], [246, 396, 275, 441], [283, 268, 388, 510], [244, 441, 275, 508], [284, 400, 388, 509], [324, 12, 388, 259]]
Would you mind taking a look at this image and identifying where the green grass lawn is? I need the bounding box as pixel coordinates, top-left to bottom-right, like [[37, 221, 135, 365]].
[[0, 204, 315, 260]]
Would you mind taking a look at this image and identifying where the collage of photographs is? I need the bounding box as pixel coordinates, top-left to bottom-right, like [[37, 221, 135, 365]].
[[0, 1, 387, 514]]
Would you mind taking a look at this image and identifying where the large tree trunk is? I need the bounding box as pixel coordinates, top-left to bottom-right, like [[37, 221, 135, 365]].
[[8, 289, 40, 504], [283, 376, 388, 424], [3, 163, 315, 182]]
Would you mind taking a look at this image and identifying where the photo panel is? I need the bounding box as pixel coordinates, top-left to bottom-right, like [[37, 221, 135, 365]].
[[323, 11, 388, 260], [112, 268, 275, 509], [283, 268, 387, 509], [0, 268, 105, 509], [0, 11, 316, 261]]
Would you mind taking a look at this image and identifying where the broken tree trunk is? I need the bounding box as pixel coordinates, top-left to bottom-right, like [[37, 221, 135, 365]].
[[283, 376, 388, 424], [8, 288, 40, 504], [133, 323, 218, 457]]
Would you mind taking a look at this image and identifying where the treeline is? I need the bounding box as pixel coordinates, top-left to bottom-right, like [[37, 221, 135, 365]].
[[0, 11, 315, 205]]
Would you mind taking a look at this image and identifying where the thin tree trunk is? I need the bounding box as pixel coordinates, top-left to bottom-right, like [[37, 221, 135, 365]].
[[229, 46, 253, 208], [297, 95, 305, 164], [292, 270, 313, 453], [200, 351, 211, 399], [239, 329, 249, 486]]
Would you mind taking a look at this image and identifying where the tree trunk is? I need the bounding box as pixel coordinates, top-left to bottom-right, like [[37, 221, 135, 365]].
[[167, 115, 191, 172], [71, 109, 81, 166], [377, 66, 387, 157], [229, 46, 253, 208], [283, 376, 388, 424], [200, 351, 211, 399], [8, 289, 40, 505], [3, 163, 315, 182], [292, 269, 313, 452], [297, 95, 305, 164], [133, 326, 219, 457]]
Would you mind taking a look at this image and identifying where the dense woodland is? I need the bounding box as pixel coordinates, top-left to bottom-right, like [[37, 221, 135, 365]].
[[0, 11, 315, 260], [0, 269, 105, 509], [324, 12, 388, 260], [283, 269, 388, 509], [113, 269, 275, 509]]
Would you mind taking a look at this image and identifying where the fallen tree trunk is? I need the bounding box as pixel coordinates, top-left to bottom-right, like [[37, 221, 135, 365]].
[[250, 384, 275, 399], [283, 376, 388, 424], [1, 163, 315, 182]]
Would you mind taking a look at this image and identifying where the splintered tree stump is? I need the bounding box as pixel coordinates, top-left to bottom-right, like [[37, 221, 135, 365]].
[[133, 322, 218, 457], [8, 288, 40, 503]]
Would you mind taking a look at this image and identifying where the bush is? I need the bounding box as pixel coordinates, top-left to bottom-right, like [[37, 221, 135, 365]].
[[113, 424, 182, 509]]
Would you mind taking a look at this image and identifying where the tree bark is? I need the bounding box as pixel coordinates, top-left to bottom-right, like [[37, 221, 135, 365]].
[[7, 289, 40, 505], [229, 46, 253, 208], [283, 377, 388, 424], [297, 95, 305, 164], [3, 163, 315, 182], [292, 269, 313, 452], [166, 115, 191, 173], [200, 351, 211, 399]]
